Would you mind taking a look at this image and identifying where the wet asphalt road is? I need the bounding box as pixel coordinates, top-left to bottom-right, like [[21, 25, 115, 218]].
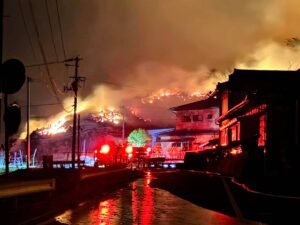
[[44, 170, 265, 225]]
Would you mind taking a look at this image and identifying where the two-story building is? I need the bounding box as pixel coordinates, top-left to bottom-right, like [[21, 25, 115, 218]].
[[217, 69, 300, 176], [150, 96, 219, 159]]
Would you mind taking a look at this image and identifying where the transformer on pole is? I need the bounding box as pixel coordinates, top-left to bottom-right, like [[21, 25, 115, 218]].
[[64, 56, 85, 169]]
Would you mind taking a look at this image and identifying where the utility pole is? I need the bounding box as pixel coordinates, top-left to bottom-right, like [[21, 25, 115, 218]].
[[77, 113, 80, 166], [122, 106, 125, 144], [0, 0, 5, 174], [0, 0, 2, 62], [26, 77, 31, 169], [4, 92, 8, 174], [71, 57, 78, 169], [64, 56, 85, 169]]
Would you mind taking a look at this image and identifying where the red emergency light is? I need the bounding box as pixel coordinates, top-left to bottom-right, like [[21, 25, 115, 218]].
[[125, 146, 133, 154], [100, 144, 110, 154]]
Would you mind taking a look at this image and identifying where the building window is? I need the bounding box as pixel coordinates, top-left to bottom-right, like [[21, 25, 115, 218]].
[[183, 142, 189, 151], [192, 115, 203, 122], [258, 114, 267, 146], [231, 126, 237, 142], [230, 122, 240, 142], [172, 142, 181, 147], [236, 122, 240, 141], [181, 115, 191, 122], [207, 114, 213, 119], [220, 129, 228, 146]]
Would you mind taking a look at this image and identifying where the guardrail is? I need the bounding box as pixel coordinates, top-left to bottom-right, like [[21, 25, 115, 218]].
[[41, 159, 85, 169], [0, 179, 55, 198], [80, 168, 128, 180]]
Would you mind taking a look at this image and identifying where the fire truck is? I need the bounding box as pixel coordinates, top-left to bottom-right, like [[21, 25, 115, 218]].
[[94, 143, 152, 168], [125, 145, 152, 167], [93, 144, 115, 167]]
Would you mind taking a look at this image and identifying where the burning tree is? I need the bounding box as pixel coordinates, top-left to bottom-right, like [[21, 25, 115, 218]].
[[127, 128, 151, 147]]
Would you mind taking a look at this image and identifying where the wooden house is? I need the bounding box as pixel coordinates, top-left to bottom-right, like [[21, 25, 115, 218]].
[[217, 69, 300, 176]]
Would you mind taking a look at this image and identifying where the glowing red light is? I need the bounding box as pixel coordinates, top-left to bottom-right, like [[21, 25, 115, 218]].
[[125, 146, 133, 154], [146, 147, 151, 153], [100, 144, 110, 154], [94, 150, 98, 154], [230, 147, 242, 156]]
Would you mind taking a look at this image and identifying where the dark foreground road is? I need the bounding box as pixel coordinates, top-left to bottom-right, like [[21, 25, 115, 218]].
[[41, 170, 262, 225], [150, 169, 300, 225]]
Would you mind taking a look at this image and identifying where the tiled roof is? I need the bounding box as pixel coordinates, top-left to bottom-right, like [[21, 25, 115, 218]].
[[170, 97, 219, 112]]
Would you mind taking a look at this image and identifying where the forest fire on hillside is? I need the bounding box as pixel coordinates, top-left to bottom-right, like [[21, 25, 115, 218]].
[[142, 89, 207, 104], [37, 117, 68, 136], [90, 109, 122, 125]]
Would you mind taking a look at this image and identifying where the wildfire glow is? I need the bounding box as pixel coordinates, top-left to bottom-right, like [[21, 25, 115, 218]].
[[230, 147, 242, 156], [127, 107, 152, 122], [20, 85, 208, 139], [90, 108, 122, 124], [20, 112, 71, 139], [141, 88, 206, 104], [37, 117, 68, 136]]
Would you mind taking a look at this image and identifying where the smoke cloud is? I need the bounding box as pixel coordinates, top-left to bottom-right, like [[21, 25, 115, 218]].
[[3, 0, 300, 133]]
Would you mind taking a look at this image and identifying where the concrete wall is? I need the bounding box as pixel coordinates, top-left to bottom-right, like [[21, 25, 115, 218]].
[[175, 108, 219, 131]]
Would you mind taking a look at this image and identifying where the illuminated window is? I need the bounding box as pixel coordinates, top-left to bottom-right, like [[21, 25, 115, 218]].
[[231, 126, 237, 142], [181, 116, 191, 122], [230, 122, 240, 142], [220, 129, 228, 146], [258, 114, 267, 146], [236, 122, 240, 140], [192, 115, 203, 121]]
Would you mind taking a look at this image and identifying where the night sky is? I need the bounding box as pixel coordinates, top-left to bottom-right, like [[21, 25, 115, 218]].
[[3, 0, 300, 134]]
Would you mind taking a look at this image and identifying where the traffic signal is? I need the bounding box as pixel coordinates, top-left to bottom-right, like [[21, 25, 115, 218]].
[[0, 59, 25, 137], [4, 103, 21, 136], [0, 59, 25, 94]]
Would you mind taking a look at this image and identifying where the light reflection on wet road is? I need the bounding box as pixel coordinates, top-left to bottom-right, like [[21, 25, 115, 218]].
[[50, 171, 263, 225]]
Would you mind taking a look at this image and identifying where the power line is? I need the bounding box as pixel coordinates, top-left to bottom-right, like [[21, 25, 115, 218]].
[[18, 0, 56, 103], [28, 0, 70, 113], [25, 60, 64, 68], [45, 0, 58, 61], [21, 103, 61, 108], [28, 0, 59, 97], [19, 0, 67, 98], [55, 0, 69, 84], [18, 0, 37, 62], [55, 0, 67, 59]]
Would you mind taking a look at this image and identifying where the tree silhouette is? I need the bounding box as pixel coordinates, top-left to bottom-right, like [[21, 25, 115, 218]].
[[127, 128, 151, 147]]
